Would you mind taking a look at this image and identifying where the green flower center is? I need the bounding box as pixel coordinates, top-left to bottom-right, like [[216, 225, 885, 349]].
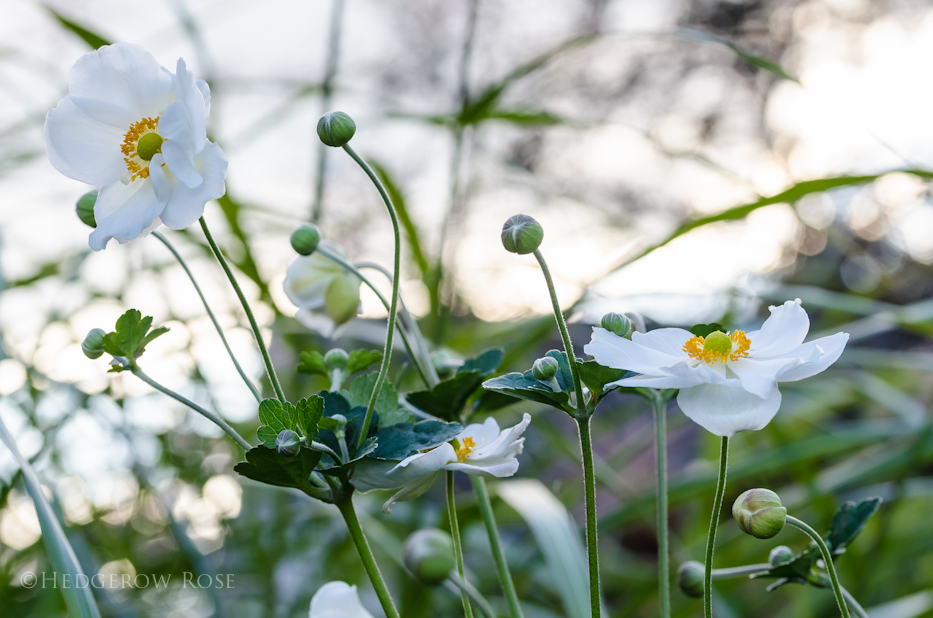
[[703, 331, 732, 356], [136, 133, 164, 161]]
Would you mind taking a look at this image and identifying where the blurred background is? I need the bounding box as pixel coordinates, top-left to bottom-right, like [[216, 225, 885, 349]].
[[2, 0, 933, 616]]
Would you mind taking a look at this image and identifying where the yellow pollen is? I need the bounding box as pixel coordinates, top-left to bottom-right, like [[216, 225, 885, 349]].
[[455, 437, 476, 463], [683, 330, 751, 364], [121, 116, 161, 181]]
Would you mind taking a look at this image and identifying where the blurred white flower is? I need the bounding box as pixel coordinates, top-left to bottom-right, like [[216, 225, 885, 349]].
[[308, 581, 375, 618], [352, 414, 531, 512], [45, 43, 226, 251], [284, 241, 362, 336], [585, 299, 848, 437]]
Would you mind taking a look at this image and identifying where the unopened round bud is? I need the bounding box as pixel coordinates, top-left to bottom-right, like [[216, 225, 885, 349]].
[[769, 545, 794, 566], [324, 348, 349, 370], [276, 429, 301, 457], [733, 488, 787, 539], [290, 224, 321, 255], [317, 111, 356, 147], [500, 214, 543, 255], [532, 357, 559, 381], [325, 275, 361, 325], [76, 191, 98, 228], [601, 312, 633, 338], [81, 328, 107, 359], [677, 561, 705, 598], [403, 528, 455, 586]]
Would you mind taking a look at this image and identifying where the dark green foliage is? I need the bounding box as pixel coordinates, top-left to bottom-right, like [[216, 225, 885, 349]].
[[371, 421, 462, 460], [406, 349, 504, 420], [234, 447, 323, 495], [101, 309, 169, 369]]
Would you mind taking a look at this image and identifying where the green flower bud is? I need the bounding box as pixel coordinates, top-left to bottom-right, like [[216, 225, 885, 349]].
[[317, 111, 356, 147], [532, 356, 559, 381], [501, 214, 544, 255], [769, 545, 794, 566], [275, 429, 301, 457], [403, 528, 455, 586], [81, 328, 107, 359], [76, 191, 98, 228], [324, 348, 349, 370], [290, 224, 321, 255], [601, 312, 633, 338], [733, 488, 787, 539], [677, 561, 705, 598], [324, 275, 361, 325]]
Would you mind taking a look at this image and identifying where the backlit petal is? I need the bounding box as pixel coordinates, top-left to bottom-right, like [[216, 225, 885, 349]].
[[747, 299, 810, 358], [159, 99, 202, 188], [728, 356, 804, 399], [677, 383, 782, 437], [630, 328, 694, 356], [159, 142, 227, 229], [45, 97, 124, 186], [89, 178, 165, 251], [308, 582, 375, 618], [584, 327, 684, 376], [776, 332, 848, 382]]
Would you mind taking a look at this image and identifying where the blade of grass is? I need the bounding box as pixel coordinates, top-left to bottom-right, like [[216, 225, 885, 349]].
[[46, 9, 111, 49]]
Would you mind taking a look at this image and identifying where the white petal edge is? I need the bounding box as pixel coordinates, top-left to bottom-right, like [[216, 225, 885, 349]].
[[584, 327, 686, 376], [159, 99, 203, 188], [727, 356, 804, 399], [308, 582, 374, 618], [747, 299, 810, 358], [45, 97, 125, 186], [89, 179, 165, 251], [159, 141, 227, 229], [776, 332, 849, 382], [677, 383, 782, 437], [630, 328, 694, 356]]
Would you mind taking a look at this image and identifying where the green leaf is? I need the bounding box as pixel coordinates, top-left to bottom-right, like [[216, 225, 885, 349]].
[[258, 398, 291, 433], [458, 348, 505, 376], [371, 420, 462, 460], [101, 309, 168, 361], [406, 372, 486, 421], [316, 391, 378, 462], [378, 407, 415, 429], [346, 349, 383, 375], [297, 351, 328, 376], [482, 371, 572, 412], [234, 446, 322, 494], [825, 497, 882, 554], [675, 29, 800, 83], [47, 9, 111, 49], [256, 426, 278, 448], [577, 360, 628, 397], [690, 323, 724, 338], [295, 396, 324, 440], [347, 373, 398, 419]]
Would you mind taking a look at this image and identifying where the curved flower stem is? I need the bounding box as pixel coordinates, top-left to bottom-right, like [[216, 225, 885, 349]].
[[710, 564, 771, 579], [131, 367, 252, 451], [335, 495, 400, 618], [704, 436, 730, 618], [472, 477, 524, 618], [651, 393, 670, 618], [198, 218, 286, 403], [841, 587, 869, 618], [152, 231, 261, 402], [576, 416, 602, 618], [447, 471, 475, 618], [448, 572, 497, 618], [341, 144, 401, 449], [786, 516, 851, 618]]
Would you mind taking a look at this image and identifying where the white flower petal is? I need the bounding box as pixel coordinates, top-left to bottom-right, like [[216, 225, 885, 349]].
[[159, 99, 202, 188], [748, 299, 810, 358], [445, 458, 520, 477], [68, 43, 173, 128], [172, 58, 208, 153], [584, 327, 684, 376], [284, 244, 348, 308], [89, 179, 165, 251], [197, 79, 211, 117], [457, 417, 502, 449], [608, 374, 697, 389], [468, 413, 530, 460], [776, 332, 849, 382], [677, 383, 782, 437], [385, 443, 456, 485], [728, 357, 804, 399], [45, 96, 125, 186], [294, 309, 338, 338], [380, 474, 439, 513], [348, 459, 398, 492], [159, 142, 227, 229], [149, 153, 170, 201], [309, 582, 374, 618], [630, 328, 694, 356]]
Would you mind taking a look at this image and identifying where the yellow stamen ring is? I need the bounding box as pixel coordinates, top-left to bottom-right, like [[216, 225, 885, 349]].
[[121, 116, 161, 180], [683, 330, 750, 364], [454, 436, 476, 463]]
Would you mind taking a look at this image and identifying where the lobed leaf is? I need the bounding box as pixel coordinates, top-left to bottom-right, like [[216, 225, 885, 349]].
[[346, 349, 383, 375], [371, 420, 463, 460]]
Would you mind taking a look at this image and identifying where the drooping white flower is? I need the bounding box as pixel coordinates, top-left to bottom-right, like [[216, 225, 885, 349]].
[[352, 413, 531, 512], [584, 299, 848, 437], [45, 43, 227, 251], [308, 581, 375, 618], [284, 240, 362, 336]]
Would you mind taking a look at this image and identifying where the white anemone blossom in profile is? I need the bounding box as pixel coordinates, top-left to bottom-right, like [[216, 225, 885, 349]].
[[585, 299, 848, 437], [308, 581, 375, 618], [45, 43, 227, 251], [283, 241, 362, 337], [352, 413, 532, 512]]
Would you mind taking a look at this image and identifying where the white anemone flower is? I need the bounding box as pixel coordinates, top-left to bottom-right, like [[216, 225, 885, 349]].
[[352, 413, 531, 512], [284, 240, 362, 336], [45, 43, 227, 251], [584, 299, 848, 437], [308, 581, 375, 618]]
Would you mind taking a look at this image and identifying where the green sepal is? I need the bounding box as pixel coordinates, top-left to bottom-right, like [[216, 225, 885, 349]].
[[406, 348, 504, 421], [234, 446, 323, 495], [371, 420, 462, 460]]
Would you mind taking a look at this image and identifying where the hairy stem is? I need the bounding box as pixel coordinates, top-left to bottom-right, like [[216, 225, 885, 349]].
[[472, 477, 524, 618], [786, 516, 851, 618], [335, 496, 400, 618], [199, 218, 286, 402], [447, 471, 475, 618], [704, 436, 730, 618], [448, 572, 496, 618], [576, 416, 602, 618], [841, 587, 869, 618], [652, 394, 670, 618]]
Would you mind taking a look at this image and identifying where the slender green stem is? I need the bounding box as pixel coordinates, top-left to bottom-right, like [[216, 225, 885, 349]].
[[341, 144, 402, 448], [131, 367, 252, 451], [447, 471, 475, 618], [152, 231, 261, 402], [841, 587, 869, 618], [711, 564, 770, 579], [576, 416, 601, 618], [532, 249, 586, 413], [472, 477, 524, 618], [335, 496, 400, 618], [786, 516, 851, 618], [448, 572, 497, 618], [652, 394, 670, 618], [198, 218, 286, 402], [704, 436, 730, 618]]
